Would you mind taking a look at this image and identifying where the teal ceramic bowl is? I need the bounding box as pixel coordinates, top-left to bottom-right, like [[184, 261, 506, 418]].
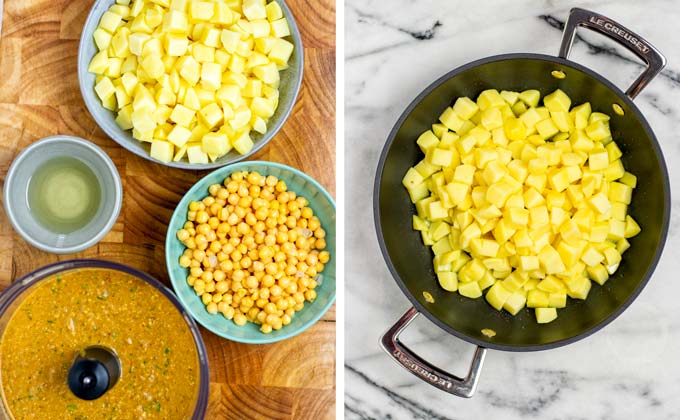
[[165, 161, 335, 344]]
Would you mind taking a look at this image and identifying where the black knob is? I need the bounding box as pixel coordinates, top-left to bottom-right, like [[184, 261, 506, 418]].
[[68, 346, 121, 400]]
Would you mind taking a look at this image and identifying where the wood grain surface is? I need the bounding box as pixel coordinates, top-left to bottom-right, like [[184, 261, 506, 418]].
[[0, 0, 336, 418]]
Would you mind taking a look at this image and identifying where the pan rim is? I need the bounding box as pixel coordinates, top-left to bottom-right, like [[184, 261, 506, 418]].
[[373, 52, 671, 352]]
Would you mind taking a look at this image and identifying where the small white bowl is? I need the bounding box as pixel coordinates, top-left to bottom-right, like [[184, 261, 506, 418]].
[[3, 135, 123, 254]]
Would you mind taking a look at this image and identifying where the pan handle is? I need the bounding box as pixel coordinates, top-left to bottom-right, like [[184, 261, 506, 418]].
[[380, 307, 487, 398], [558, 7, 666, 99]]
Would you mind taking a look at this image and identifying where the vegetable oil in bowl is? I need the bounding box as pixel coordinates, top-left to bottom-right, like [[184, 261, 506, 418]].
[[27, 157, 101, 234]]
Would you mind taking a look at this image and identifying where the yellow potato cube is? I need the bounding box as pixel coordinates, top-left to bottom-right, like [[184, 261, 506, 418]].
[[270, 17, 291, 38], [192, 43, 215, 63], [199, 62, 222, 91], [485, 282, 512, 310], [162, 10, 188, 33], [426, 148, 454, 167], [503, 292, 527, 316], [437, 272, 458, 292], [518, 255, 539, 272], [169, 104, 195, 126], [619, 172, 637, 188], [477, 89, 505, 110], [149, 139, 174, 162], [140, 54, 164, 79], [535, 307, 557, 323], [190, 1, 214, 21], [585, 120, 611, 141], [220, 29, 240, 54], [480, 107, 503, 131], [115, 105, 134, 130], [253, 62, 280, 84], [519, 90, 540, 107], [450, 97, 477, 120], [453, 164, 475, 184], [609, 182, 632, 204], [202, 132, 231, 156], [529, 206, 549, 228], [177, 56, 200, 85], [167, 125, 192, 147], [588, 148, 609, 171], [624, 215, 641, 238], [99, 11, 123, 33], [423, 133, 447, 156], [458, 282, 482, 299], [187, 143, 209, 164], [587, 264, 609, 285], [94, 76, 116, 100], [231, 131, 254, 155], [504, 117, 527, 141], [608, 219, 626, 241], [538, 245, 565, 274], [535, 118, 559, 139], [266, 1, 283, 21], [165, 34, 189, 56], [182, 87, 201, 111], [580, 246, 604, 267], [93, 28, 114, 51], [543, 89, 571, 113], [198, 102, 223, 129], [260, 36, 288, 64], [589, 192, 611, 215], [527, 289, 549, 308]]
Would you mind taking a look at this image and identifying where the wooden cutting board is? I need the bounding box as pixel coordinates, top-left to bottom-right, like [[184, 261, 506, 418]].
[[0, 0, 336, 418]]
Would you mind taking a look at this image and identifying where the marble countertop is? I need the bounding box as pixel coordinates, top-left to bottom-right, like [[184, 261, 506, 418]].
[[345, 1, 680, 418]]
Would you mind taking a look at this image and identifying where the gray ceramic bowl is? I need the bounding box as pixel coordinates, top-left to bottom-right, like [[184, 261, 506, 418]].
[[77, 0, 304, 170], [3, 135, 123, 254]]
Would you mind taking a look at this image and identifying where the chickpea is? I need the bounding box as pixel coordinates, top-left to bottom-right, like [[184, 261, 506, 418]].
[[261, 324, 273, 334], [206, 302, 218, 314], [233, 313, 247, 326]]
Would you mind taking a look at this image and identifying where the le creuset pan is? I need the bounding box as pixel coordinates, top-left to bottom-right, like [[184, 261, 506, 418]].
[[374, 8, 669, 397]]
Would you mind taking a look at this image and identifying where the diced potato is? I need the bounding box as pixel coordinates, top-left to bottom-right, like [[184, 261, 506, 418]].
[[535, 307, 557, 324], [150, 139, 174, 162], [404, 88, 639, 324]]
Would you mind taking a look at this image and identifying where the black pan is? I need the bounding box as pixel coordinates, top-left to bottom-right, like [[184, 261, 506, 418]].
[[374, 8, 669, 397]]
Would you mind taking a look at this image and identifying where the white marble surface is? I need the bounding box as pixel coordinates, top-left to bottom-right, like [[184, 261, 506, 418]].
[[344, 1, 680, 418]]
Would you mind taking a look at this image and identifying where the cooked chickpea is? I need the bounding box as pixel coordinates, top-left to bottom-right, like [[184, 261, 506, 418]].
[[177, 172, 331, 333]]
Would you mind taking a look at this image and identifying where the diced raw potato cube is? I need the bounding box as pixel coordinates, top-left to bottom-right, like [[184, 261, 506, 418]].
[[270, 18, 290, 38], [94, 76, 116, 100], [453, 164, 475, 184], [538, 245, 565, 274], [519, 90, 540, 107], [169, 104, 195, 126], [231, 131, 254, 154], [588, 148, 609, 171], [150, 139, 174, 162], [187, 143, 209, 164], [535, 118, 559, 139], [535, 307, 557, 323], [527, 289, 549, 308], [609, 182, 632, 204], [451, 97, 478, 120], [202, 132, 231, 156], [619, 172, 637, 188], [190, 1, 214, 21], [198, 102, 223, 129], [586, 264, 609, 285], [167, 125, 192, 146], [88, 51, 109, 74], [100, 11, 123, 33], [437, 272, 458, 292], [624, 215, 641, 238], [548, 292, 566, 308], [485, 282, 511, 310], [617, 238, 630, 254], [543, 89, 571, 113], [458, 282, 482, 299], [177, 56, 200, 85]]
